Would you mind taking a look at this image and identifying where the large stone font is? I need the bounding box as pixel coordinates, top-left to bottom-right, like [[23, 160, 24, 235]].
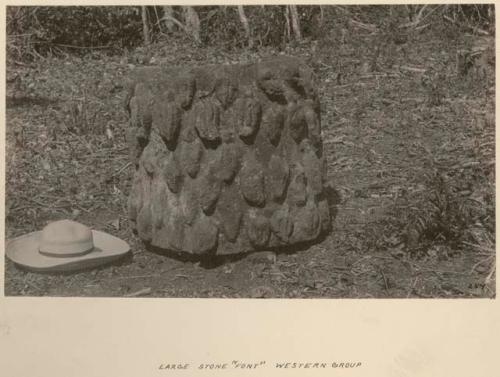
[[125, 56, 332, 256]]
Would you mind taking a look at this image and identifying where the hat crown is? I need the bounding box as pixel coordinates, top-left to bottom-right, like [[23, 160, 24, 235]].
[[39, 220, 94, 257]]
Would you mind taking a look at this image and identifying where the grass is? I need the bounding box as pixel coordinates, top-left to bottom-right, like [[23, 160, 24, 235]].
[[4, 18, 495, 298]]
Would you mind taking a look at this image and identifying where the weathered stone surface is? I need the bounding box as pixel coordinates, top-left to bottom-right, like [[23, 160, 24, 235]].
[[247, 209, 270, 248], [256, 66, 285, 102], [161, 194, 185, 251], [162, 154, 183, 194], [126, 57, 332, 255], [153, 100, 182, 145], [289, 104, 308, 143], [270, 205, 294, 243], [184, 214, 219, 254], [301, 141, 323, 197], [303, 101, 321, 149], [235, 96, 262, 141], [127, 174, 143, 224], [126, 127, 145, 166], [288, 163, 307, 207], [140, 144, 158, 176], [216, 142, 241, 183], [318, 199, 332, 233], [151, 179, 168, 229], [132, 82, 153, 131], [179, 138, 203, 178], [298, 66, 319, 100], [292, 201, 321, 242], [137, 205, 153, 242], [217, 185, 243, 242], [215, 76, 238, 109], [240, 152, 266, 207], [129, 96, 140, 128], [194, 100, 220, 143], [198, 164, 222, 214], [256, 56, 305, 103], [262, 105, 285, 145], [266, 155, 290, 202], [173, 74, 196, 109], [180, 119, 198, 143], [179, 186, 199, 226], [219, 113, 236, 142], [193, 66, 218, 98]]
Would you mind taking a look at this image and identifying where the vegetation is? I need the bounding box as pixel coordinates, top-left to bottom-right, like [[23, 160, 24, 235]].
[[8, 5, 493, 58], [5, 5, 495, 298]]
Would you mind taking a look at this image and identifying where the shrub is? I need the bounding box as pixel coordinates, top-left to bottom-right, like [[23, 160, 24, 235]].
[[7, 6, 143, 61]]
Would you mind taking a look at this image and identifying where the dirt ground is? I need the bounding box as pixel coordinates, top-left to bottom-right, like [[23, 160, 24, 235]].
[[4, 22, 495, 298]]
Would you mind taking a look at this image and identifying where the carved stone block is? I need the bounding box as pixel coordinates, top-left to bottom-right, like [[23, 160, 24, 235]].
[[125, 56, 332, 255]]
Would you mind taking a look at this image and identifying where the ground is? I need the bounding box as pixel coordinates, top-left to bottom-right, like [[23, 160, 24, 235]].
[[4, 21, 495, 298]]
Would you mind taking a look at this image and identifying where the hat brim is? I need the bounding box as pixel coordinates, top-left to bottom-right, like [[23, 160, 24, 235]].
[[6, 230, 130, 272]]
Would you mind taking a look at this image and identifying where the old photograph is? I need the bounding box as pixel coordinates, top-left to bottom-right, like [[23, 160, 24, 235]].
[[4, 4, 495, 298]]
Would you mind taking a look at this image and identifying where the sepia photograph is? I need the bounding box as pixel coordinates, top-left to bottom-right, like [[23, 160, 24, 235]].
[[4, 4, 495, 298]]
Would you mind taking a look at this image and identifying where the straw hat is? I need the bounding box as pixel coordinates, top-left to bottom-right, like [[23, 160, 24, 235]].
[[6, 219, 130, 272]]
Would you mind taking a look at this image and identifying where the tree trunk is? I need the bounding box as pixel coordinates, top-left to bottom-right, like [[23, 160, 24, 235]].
[[237, 5, 253, 48], [289, 5, 302, 41], [141, 6, 150, 46], [284, 5, 291, 41], [183, 6, 201, 44]]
